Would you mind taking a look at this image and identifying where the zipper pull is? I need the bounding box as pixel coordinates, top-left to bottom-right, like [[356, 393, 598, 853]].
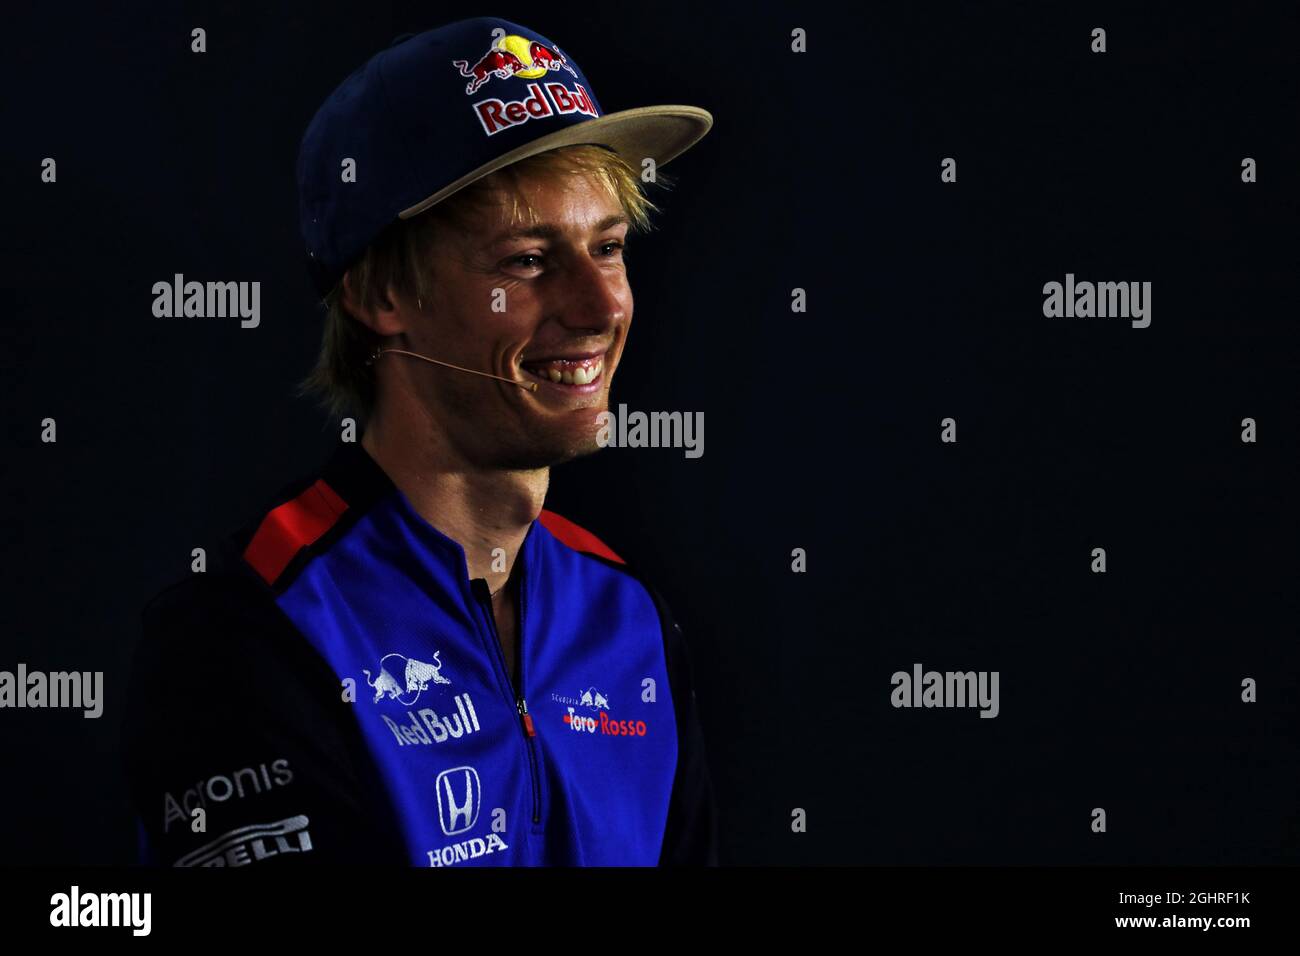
[[517, 697, 536, 737]]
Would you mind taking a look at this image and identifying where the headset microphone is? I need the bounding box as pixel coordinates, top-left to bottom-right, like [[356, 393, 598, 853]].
[[368, 347, 539, 392]]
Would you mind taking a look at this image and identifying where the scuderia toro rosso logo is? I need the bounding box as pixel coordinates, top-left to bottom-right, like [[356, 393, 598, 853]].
[[452, 33, 596, 136], [555, 686, 649, 739]]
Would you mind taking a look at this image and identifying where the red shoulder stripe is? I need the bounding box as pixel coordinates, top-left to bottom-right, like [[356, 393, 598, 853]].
[[538, 509, 624, 564], [243, 479, 349, 586]]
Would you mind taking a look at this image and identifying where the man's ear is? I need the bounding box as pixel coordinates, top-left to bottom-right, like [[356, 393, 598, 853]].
[[340, 271, 409, 338]]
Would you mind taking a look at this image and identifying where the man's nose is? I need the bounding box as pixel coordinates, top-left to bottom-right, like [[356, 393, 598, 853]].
[[554, 253, 627, 332]]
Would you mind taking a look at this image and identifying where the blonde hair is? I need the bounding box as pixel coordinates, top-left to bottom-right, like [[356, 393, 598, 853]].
[[297, 145, 669, 423]]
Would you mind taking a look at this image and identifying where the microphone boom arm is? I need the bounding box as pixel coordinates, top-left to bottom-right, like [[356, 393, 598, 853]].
[[368, 347, 539, 392]]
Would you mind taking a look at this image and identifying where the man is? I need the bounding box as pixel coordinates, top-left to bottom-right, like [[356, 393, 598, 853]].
[[122, 17, 717, 866]]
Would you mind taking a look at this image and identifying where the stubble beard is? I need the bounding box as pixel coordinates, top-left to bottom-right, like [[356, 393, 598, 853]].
[[492, 405, 607, 471]]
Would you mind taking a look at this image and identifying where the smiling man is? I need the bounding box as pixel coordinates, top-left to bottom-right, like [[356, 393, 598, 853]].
[[345, 153, 643, 689], [122, 18, 717, 868]]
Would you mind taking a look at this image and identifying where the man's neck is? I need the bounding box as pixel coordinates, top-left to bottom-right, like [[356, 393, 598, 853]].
[[360, 417, 548, 591]]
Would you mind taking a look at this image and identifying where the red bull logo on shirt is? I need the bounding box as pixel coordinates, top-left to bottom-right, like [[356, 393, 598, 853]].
[[363, 651, 451, 707], [452, 32, 596, 136], [382, 694, 483, 747]]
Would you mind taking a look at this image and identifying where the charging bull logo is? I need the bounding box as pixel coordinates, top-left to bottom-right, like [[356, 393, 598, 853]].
[[453, 34, 577, 95], [363, 651, 452, 707], [579, 687, 610, 710]]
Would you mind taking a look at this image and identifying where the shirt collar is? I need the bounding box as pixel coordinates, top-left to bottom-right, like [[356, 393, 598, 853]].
[[321, 439, 545, 598]]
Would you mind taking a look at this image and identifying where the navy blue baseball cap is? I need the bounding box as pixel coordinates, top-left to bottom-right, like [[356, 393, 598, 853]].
[[297, 16, 713, 297]]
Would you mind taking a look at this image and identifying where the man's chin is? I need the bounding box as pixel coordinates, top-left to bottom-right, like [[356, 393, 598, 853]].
[[496, 429, 606, 471]]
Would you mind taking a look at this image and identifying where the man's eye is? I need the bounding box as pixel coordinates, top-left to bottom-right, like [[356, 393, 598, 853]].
[[507, 243, 623, 270]]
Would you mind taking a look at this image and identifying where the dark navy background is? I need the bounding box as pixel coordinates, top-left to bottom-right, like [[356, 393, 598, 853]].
[[1, 1, 1297, 864]]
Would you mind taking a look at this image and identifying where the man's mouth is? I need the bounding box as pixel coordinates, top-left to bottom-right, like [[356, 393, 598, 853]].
[[518, 353, 606, 390]]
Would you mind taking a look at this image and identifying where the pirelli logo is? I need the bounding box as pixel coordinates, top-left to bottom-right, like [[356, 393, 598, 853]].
[[174, 815, 313, 867]]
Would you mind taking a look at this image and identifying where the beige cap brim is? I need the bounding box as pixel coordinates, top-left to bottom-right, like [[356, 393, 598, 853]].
[[398, 105, 713, 220]]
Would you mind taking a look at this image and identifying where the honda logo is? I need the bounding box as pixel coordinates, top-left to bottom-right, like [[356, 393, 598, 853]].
[[435, 766, 481, 836]]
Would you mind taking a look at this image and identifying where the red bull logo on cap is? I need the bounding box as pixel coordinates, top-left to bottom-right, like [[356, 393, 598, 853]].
[[452, 33, 578, 94], [452, 32, 597, 136]]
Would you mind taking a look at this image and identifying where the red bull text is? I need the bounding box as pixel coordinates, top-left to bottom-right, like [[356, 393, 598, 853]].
[[471, 82, 597, 136]]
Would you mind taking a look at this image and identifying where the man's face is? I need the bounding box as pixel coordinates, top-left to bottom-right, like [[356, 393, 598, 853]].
[[398, 169, 633, 470]]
